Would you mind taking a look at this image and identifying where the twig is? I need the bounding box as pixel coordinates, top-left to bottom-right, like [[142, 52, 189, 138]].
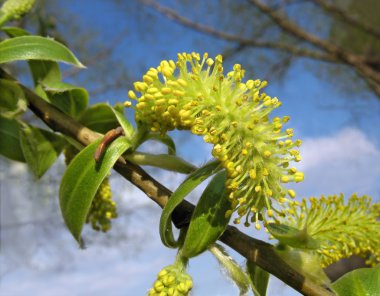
[[142, 0, 336, 63], [311, 0, 380, 40], [247, 0, 380, 85], [0, 68, 334, 296]]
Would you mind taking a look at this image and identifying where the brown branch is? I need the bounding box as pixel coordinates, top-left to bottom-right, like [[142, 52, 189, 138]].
[[312, 0, 380, 40], [247, 0, 380, 85], [0, 68, 333, 296], [142, 0, 336, 63]]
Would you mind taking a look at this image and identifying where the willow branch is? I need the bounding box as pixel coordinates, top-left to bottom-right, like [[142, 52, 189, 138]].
[[247, 0, 380, 85], [142, 0, 336, 63], [0, 68, 334, 296], [312, 0, 380, 40]]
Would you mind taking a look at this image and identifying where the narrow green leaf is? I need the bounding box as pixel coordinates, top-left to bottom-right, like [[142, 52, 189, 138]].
[[2, 26, 30, 37], [19, 122, 65, 178], [331, 265, 380, 296], [246, 261, 270, 296], [79, 103, 120, 134], [113, 102, 124, 114], [267, 223, 319, 249], [0, 115, 25, 162], [0, 36, 85, 67], [111, 108, 134, 139], [181, 171, 231, 258], [159, 160, 220, 248], [125, 152, 196, 174], [0, 78, 27, 116], [209, 244, 250, 295], [146, 133, 176, 155], [59, 137, 130, 244]]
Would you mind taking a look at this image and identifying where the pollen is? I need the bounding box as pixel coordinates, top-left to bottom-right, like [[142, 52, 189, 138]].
[[128, 52, 304, 227], [277, 194, 380, 267]]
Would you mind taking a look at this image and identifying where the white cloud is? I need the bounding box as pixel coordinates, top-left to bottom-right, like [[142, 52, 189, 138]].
[[296, 127, 380, 198]]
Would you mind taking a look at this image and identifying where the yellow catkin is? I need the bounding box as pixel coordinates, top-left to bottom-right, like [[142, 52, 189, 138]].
[[127, 53, 303, 229], [277, 194, 380, 267]]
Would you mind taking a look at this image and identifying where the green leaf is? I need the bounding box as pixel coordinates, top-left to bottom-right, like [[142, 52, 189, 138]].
[[159, 160, 220, 248], [113, 102, 124, 114], [28, 60, 60, 86], [2, 26, 30, 37], [0, 78, 27, 116], [59, 137, 130, 244], [146, 133, 176, 155], [79, 103, 119, 134], [19, 122, 65, 178], [331, 265, 380, 296], [125, 152, 196, 174], [43, 81, 88, 118], [0, 36, 85, 67], [111, 108, 134, 139], [246, 261, 270, 296], [209, 244, 250, 295], [79, 103, 120, 134], [181, 171, 231, 258], [0, 114, 25, 162], [27, 60, 88, 118], [267, 223, 319, 249]]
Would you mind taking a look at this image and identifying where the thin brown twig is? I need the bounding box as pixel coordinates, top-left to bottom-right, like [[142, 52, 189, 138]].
[[0, 68, 333, 296], [311, 0, 380, 40], [142, 0, 336, 63], [144, 0, 380, 97], [247, 0, 380, 85]]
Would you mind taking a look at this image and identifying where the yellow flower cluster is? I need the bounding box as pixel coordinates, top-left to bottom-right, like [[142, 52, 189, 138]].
[[64, 145, 117, 232], [148, 265, 193, 296], [85, 177, 118, 232], [126, 52, 303, 227], [277, 194, 380, 267], [0, 0, 35, 20]]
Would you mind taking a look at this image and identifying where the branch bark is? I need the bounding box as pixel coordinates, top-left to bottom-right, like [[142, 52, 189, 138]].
[[0, 68, 334, 296]]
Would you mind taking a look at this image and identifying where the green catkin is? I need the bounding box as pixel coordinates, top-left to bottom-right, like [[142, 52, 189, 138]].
[[0, 0, 36, 20]]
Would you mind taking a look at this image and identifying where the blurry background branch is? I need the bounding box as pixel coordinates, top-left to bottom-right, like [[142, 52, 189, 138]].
[[142, 0, 336, 63], [311, 0, 380, 40], [143, 0, 380, 98]]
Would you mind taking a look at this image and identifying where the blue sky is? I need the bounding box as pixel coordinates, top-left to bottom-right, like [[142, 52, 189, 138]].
[[1, 1, 380, 295]]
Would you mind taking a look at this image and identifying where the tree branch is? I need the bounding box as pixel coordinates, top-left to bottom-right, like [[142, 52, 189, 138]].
[[0, 68, 333, 296], [311, 0, 380, 40], [144, 0, 380, 97], [247, 0, 380, 85], [142, 0, 336, 63]]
